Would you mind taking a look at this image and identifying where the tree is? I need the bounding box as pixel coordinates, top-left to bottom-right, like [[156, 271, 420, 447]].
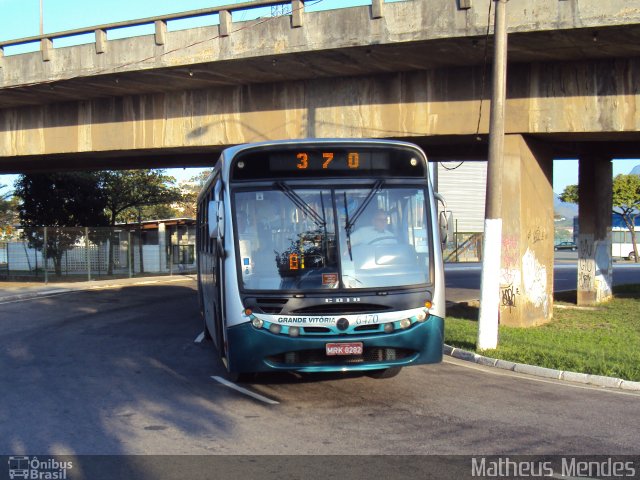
[[559, 174, 640, 263], [172, 169, 212, 219], [558, 184, 578, 204], [14, 173, 109, 275], [612, 174, 640, 262], [0, 185, 19, 239], [101, 170, 183, 274]]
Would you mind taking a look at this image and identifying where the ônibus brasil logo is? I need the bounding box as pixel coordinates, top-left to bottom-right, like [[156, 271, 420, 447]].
[[8, 456, 73, 480]]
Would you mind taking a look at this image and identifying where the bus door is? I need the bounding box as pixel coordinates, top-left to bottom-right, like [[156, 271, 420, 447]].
[[207, 179, 227, 359]]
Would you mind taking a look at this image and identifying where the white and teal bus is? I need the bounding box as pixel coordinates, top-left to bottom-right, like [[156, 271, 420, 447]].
[[196, 139, 447, 379]]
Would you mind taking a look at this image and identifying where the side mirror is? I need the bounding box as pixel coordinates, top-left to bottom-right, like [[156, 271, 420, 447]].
[[434, 192, 453, 246], [208, 200, 224, 239], [439, 210, 454, 246]]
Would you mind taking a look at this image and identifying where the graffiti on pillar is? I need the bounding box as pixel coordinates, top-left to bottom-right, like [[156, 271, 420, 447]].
[[527, 225, 548, 245], [500, 267, 519, 286], [501, 235, 519, 268], [500, 283, 520, 312], [579, 270, 594, 291], [522, 248, 549, 317], [578, 234, 595, 292], [500, 234, 521, 314]]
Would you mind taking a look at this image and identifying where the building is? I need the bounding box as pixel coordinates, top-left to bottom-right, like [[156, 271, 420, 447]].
[[0, 218, 196, 278]]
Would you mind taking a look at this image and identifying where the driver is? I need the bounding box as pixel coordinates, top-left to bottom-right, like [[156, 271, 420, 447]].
[[350, 209, 396, 246]]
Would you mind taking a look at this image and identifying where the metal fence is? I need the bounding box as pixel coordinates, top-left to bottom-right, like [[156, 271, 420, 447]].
[[443, 232, 483, 263], [0, 226, 196, 283]]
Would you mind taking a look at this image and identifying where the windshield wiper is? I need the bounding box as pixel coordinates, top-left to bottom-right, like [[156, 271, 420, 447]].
[[345, 180, 384, 233], [275, 182, 326, 229], [343, 192, 353, 261], [343, 180, 384, 261]]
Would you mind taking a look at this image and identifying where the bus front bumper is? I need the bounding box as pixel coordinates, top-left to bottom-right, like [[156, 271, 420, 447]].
[[225, 316, 444, 373]]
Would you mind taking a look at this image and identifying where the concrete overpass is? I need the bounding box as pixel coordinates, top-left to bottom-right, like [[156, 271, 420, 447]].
[[1, 0, 639, 324]]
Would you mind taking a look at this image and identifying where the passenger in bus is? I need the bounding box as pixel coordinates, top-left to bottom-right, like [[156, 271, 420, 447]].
[[351, 209, 397, 246]]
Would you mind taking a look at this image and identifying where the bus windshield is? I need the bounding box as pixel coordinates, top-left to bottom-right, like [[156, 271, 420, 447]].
[[234, 184, 431, 291]]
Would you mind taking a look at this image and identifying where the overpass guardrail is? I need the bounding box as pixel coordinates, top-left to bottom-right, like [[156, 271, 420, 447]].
[[0, 0, 356, 59]]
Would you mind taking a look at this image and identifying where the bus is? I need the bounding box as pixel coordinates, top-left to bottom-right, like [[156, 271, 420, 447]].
[[574, 215, 639, 261], [196, 139, 447, 379], [611, 216, 639, 261]]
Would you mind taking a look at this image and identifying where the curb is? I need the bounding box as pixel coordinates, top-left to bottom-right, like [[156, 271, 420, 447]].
[[444, 344, 640, 392], [0, 288, 74, 303], [0, 275, 197, 304]]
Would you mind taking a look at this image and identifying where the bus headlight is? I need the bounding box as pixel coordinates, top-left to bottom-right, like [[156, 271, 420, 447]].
[[400, 318, 412, 329], [416, 310, 428, 322], [289, 326, 300, 337], [384, 323, 394, 333], [251, 318, 263, 329], [269, 324, 282, 334]]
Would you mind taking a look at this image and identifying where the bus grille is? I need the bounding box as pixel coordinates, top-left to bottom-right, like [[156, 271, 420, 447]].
[[266, 347, 415, 366], [255, 298, 288, 314]]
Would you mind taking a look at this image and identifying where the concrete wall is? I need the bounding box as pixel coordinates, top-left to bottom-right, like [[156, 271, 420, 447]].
[[1, 58, 640, 162], [2, 0, 640, 88]]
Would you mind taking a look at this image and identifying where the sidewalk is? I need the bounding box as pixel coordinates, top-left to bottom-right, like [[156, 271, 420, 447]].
[[0, 274, 196, 303]]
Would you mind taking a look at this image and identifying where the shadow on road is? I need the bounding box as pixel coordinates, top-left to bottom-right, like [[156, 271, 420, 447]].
[[0, 283, 234, 457]]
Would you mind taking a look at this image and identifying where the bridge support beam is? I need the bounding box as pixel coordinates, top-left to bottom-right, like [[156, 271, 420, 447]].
[[498, 134, 554, 327], [577, 157, 613, 306]]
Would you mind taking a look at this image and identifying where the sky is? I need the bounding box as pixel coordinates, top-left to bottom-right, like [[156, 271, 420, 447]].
[[0, 0, 638, 196]]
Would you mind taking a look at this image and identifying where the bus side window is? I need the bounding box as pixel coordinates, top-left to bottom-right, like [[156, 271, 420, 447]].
[[207, 190, 215, 253]]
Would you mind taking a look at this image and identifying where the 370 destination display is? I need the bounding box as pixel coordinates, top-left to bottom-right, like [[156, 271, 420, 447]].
[[232, 145, 426, 180], [269, 150, 388, 172]]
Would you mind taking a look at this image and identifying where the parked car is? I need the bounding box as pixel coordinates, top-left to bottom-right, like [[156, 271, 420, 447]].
[[554, 241, 577, 251]]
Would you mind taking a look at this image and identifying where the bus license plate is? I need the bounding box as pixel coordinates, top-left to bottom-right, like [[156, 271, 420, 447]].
[[326, 342, 363, 356]]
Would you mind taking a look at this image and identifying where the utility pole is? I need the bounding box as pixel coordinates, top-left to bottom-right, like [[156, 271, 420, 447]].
[[478, 0, 508, 350]]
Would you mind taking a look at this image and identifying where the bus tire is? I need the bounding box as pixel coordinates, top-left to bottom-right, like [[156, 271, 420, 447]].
[[227, 371, 256, 383], [203, 318, 212, 340], [367, 366, 402, 379]]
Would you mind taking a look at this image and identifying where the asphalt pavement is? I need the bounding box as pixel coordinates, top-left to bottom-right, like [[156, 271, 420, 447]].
[[0, 268, 638, 392]]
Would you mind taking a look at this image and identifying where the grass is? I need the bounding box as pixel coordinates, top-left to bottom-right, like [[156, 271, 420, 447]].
[[445, 285, 640, 382]]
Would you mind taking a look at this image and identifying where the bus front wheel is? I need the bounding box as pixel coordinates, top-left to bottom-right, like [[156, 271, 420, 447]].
[[226, 371, 256, 383]]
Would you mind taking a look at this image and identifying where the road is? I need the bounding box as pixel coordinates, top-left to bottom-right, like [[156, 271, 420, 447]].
[[0, 277, 638, 468]]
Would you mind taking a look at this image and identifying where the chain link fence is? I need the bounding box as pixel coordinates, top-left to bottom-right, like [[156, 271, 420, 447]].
[[0, 225, 196, 282]]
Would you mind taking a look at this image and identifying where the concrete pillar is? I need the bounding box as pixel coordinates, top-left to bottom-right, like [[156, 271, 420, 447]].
[[158, 222, 167, 272], [498, 134, 554, 327], [577, 157, 613, 306]]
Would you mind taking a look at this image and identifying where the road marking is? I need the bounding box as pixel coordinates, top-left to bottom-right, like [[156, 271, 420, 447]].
[[194, 331, 205, 344], [443, 357, 640, 397], [210, 376, 280, 405]]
